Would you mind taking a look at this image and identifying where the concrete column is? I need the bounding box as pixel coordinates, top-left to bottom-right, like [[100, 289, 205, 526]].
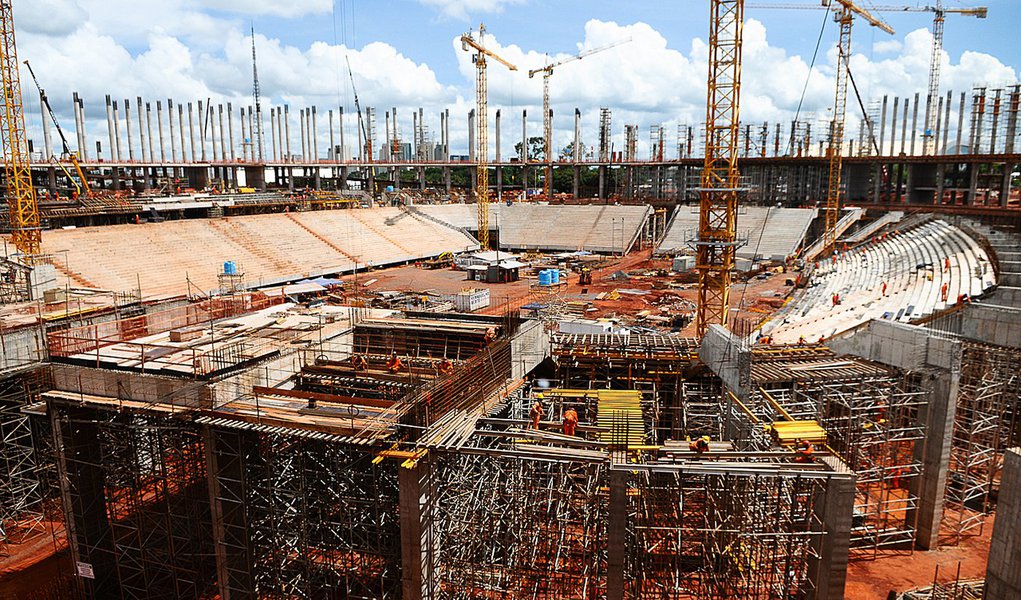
[[520, 109, 528, 199], [265, 108, 272, 162], [955, 92, 966, 154], [443, 109, 450, 160], [219, 104, 228, 162], [808, 457, 855, 600], [284, 105, 291, 163], [77, 95, 88, 161], [328, 109, 335, 161], [179, 104, 188, 164], [933, 95, 944, 156], [208, 102, 219, 163], [72, 92, 84, 157], [156, 101, 166, 163], [249, 108, 256, 163], [495, 109, 502, 200], [985, 447, 1021, 600], [890, 97, 899, 156], [573, 109, 581, 199], [110, 98, 121, 162], [398, 459, 437, 600], [168, 100, 178, 163], [188, 102, 197, 162], [900, 98, 909, 155], [606, 469, 627, 600], [909, 93, 919, 155], [124, 98, 135, 162], [301, 109, 308, 162], [138, 97, 149, 162], [240, 107, 249, 162], [990, 90, 1002, 154], [942, 91, 953, 154], [227, 103, 235, 161], [467, 109, 475, 162], [38, 90, 53, 159], [923, 93, 933, 155], [199, 100, 209, 162], [1005, 86, 1020, 155], [911, 366, 960, 550], [312, 106, 319, 162]]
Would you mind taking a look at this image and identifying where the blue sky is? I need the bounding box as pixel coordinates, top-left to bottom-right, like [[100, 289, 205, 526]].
[[13, 0, 1018, 158]]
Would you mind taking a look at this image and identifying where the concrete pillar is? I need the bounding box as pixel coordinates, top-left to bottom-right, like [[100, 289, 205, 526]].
[[300, 108, 307, 163], [328, 109, 335, 161], [137, 97, 148, 162], [188, 102, 197, 162], [72, 92, 84, 157], [156, 101, 166, 163], [990, 90, 1002, 154], [284, 105, 291, 163], [985, 447, 1021, 600], [573, 108, 581, 200], [38, 90, 53, 159], [942, 91, 953, 154], [606, 469, 627, 600], [398, 459, 437, 600], [227, 103, 235, 161], [168, 100, 178, 163], [955, 92, 966, 154], [890, 97, 899, 156], [911, 366, 960, 550], [923, 93, 933, 155], [339, 106, 345, 162], [179, 104, 188, 165], [1006, 86, 1020, 155], [909, 94, 919, 155], [443, 109, 450, 161], [520, 109, 528, 198], [495, 109, 502, 200], [933, 95, 944, 156], [312, 106, 319, 162], [467, 109, 475, 162], [110, 98, 122, 161], [124, 98, 135, 162], [808, 457, 855, 600], [241, 107, 249, 162], [219, 104, 228, 162]]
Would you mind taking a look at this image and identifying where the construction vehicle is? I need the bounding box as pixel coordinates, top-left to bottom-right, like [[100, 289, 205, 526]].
[[460, 24, 517, 250], [423, 251, 454, 270], [23, 59, 91, 199], [578, 267, 593, 286]]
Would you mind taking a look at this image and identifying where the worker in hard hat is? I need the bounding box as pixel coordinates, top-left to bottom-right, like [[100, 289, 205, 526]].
[[386, 351, 403, 374], [689, 436, 711, 455], [562, 407, 579, 437], [794, 439, 814, 463], [350, 354, 368, 371], [437, 358, 454, 376], [529, 400, 544, 429]]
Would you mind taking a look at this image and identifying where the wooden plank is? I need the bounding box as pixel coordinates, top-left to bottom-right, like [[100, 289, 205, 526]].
[[252, 385, 396, 409]]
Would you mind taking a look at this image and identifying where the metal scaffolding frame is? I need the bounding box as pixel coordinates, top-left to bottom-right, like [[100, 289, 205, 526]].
[[0, 367, 47, 554], [944, 341, 1021, 544]]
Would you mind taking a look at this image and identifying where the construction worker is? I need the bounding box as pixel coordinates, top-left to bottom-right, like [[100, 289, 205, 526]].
[[945, 257, 951, 272], [794, 439, 814, 463], [941, 282, 950, 302], [831, 293, 840, 307], [386, 351, 403, 374], [437, 358, 454, 376], [798, 335, 806, 345], [529, 401, 544, 429], [881, 281, 888, 296], [351, 354, 368, 371], [562, 407, 579, 436], [689, 435, 711, 455]]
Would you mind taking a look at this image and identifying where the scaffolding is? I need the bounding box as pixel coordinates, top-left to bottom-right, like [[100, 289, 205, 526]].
[[944, 341, 1021, 544], [0, 367, 47, 555]]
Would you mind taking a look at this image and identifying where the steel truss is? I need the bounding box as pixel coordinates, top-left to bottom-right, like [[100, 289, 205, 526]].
[[430, 449, 608, 598], [625, 469, 825, 599], [944, 341, 1021, 543]]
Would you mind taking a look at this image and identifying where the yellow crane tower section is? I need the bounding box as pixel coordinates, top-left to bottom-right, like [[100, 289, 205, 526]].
[[528, 40, 628, 202], [460, 24, 517, 251], [695, 0, 746, 338], [0, 0, 40, 257], [821, 1, 893, 256]]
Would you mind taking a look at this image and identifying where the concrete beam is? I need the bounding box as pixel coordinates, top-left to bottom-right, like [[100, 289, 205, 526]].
[[985, 447, 1021, 600]]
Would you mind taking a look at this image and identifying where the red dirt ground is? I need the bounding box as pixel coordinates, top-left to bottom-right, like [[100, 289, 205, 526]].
[[845, 514, 993, 599]]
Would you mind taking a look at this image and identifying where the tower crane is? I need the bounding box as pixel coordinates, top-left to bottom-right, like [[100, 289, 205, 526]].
[[694, 0, 746, 337], [527, 39, 629, 201], [820, 2, 893, 256], [460, 24, 517, 250], [752, 2, 987, 155], [23, 60, 91, 199], [0, 0, 40, 257]]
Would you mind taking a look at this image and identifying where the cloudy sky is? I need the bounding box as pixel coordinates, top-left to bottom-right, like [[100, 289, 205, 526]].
[[13, 0, 1019, 160]]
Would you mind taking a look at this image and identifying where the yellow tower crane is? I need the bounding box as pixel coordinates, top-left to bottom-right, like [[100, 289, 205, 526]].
[[0, 0, 40, 258], [821, 2, 893, 256], [460, 24, 517, 250], [695, 0, 746, 337], [527, 39, 629, 202]]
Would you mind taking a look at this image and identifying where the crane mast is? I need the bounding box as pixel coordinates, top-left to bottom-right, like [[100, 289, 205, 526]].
[[528, 40, 627, 202], [694, 0, 745, 337], [0, 0, 39, 258], [460, 24, 517, 250]]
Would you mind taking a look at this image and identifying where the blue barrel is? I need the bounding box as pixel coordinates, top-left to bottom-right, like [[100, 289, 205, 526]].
[[385, 185, 395, 192], [538, 270, 552, 286], [550, 269, 560, 284], [223, 261, 236, 275]]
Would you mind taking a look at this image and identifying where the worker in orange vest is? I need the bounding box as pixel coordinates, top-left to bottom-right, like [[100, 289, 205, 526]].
[[437, 358, 454, 376], [798, 335, 806, 345], [351, 354, 368, 371], [944, 257, 951, 272], [941, 282, 949, 302], [689, 435, 711, 455], [794, 439, 814, 463], [881, 281, 887, 296], [386, 352, 403, 374], [562, 408, 579, 436], [529, 401, 544, 429]]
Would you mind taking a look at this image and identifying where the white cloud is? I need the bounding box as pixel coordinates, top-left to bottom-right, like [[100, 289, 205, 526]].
[[14, 0, 87, 36], [199, 0, 332, 18], [419, 0, 527, 21]]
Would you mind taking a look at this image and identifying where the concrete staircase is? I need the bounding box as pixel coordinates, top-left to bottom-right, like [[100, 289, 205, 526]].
[[957, 218, 1021, 307]]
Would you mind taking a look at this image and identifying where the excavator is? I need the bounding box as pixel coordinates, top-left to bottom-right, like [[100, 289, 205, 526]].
[[23, 60, 91, 200]]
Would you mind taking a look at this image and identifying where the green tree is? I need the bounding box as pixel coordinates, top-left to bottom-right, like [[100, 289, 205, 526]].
[[514, 136, 545, 161]]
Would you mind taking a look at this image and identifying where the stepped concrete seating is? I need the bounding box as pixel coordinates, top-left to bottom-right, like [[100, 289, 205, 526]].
[[843, 211, 904, 244], [765, 219, 996, 343], [36, 208, 479, 297], [656, 205, 817, 260], [415, 204, 652, 253], [801, 207, 865, 261]]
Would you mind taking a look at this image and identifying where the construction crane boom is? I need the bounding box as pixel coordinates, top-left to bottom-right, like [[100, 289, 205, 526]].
[[0, 0, 40, 257], [23, 59, 91, 198], [528, 39, 629, 201], [460, 24, 517, 250], [821, 2, 894, 255], [694, 0, 745, 337], [345, 55, 372, 162]]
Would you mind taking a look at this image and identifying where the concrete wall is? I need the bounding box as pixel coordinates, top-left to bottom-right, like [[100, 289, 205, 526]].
[[985, 447, 1021, 600], [0, 324, 46, 374], [49, 363, 212, 408], [700, 325, 751, 398], [959, 303, 1021, 349], [829, 320, 929, 370], [510, 318, 549, 380]]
